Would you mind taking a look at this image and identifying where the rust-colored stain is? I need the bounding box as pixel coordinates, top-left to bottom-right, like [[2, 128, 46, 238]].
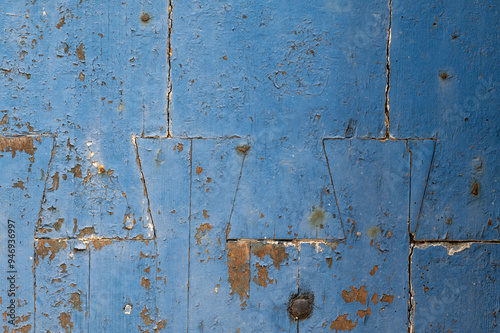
[[252, 263, 274, 287], [59, 312, 73, 333], [326, 257, 333, 269], [92, 239, 112, 250], [48, 172, 60, 191], [83, 169, 92, 185], [471, 181, 480, 195], [76, 43, 85, 61], [56, 16, 65, 29], [12, 324, 32, 333], [14, 314, 30, 324], [226, 222, 231, 239], [236, 145, 250, 154], [174, 143, 184, 152], [70, 164, 82, 178], [141, 277, 151, 290], [77, 227, 96, 238], [251, 242, 289, 270], [326, 242, 339, 251], [36, 239, 67, 265], [369, 265, 378, 276], [195, 223, 213, 245], [356, 307, 371, 318], [13, 180, 26, 190], [0, 114, 7, 125], [37, 227, 52, 234], [371, 293, 379, 305], [330, 314, 356, 332], [155, 319, 167, 332], [203, 209, 210, 219], [140, 12, 151, 23], [196, 166, 203, 175], [227, 241, 250, 302], [123, 213, 137, 230], [341, 286, 367, 305], [0, 136, 36, 157], [140, 306, 153, 325], [54, 218, 64, 231], [69, 292, 83, 312], [380, 294, 394, 304]]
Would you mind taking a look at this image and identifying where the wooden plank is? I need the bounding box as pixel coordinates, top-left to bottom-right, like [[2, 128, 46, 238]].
[[390, 0, 500, 240], [137, 138, 191, 331], [0, 136, 53, 332], [412, 243, 500, 332], [188, 139, 251, 331], [35, 239, 89, 333], [229, 140, 343, 241], [88, 240, 156, 332], [171, 0, 388, 138], [309, 139, 411, 332], [248, 241, 298, 332]]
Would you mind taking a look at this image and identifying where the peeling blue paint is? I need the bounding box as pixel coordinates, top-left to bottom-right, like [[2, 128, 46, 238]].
[[0, 0, 498, 332]]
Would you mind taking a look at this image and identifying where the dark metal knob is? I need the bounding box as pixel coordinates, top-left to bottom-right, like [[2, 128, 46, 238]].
[[289, 294, 314, 320]]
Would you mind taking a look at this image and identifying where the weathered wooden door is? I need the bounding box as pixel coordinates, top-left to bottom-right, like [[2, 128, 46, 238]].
[[1, 0, 498, 332]]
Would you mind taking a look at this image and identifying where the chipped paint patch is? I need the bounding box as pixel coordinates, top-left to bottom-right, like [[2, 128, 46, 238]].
[[0, 136, 36, 157], [92, 239, 113, 251], [252, 263, 274, 287], [69, 292, 83, 311], [141, 277, 151, 290], [356, 307, 372, 318], [330, 314, 356, 332], [77, 227, 96, 238], [341, 286, 368, 305], [226, 241, 250, 302], [140, 306, 153, 325], [58, 312, 73, 333], [12, 324, 32, 333], [415, 242, 473, 255], [195, 223, 213, 245], [36, 239, 68, 265], [380, 294, 394, 303], [251, 242, 289, 269], [123, 304, 133, 314]]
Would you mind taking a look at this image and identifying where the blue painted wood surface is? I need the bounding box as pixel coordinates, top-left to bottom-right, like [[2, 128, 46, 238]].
[[391, 0, 499, 241], [0, 0, 498, 332]]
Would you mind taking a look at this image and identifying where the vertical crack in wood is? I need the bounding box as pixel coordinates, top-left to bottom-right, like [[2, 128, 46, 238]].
[[384, 0, 393, 138]]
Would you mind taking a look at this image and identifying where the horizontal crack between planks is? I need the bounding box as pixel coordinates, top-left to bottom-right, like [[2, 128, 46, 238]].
[[323, 137, 438, 142], [226, 238, 343, 247], [413, 239, 500, 245], [139, 135, 244, 140], [34, 236, 154, 243]]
